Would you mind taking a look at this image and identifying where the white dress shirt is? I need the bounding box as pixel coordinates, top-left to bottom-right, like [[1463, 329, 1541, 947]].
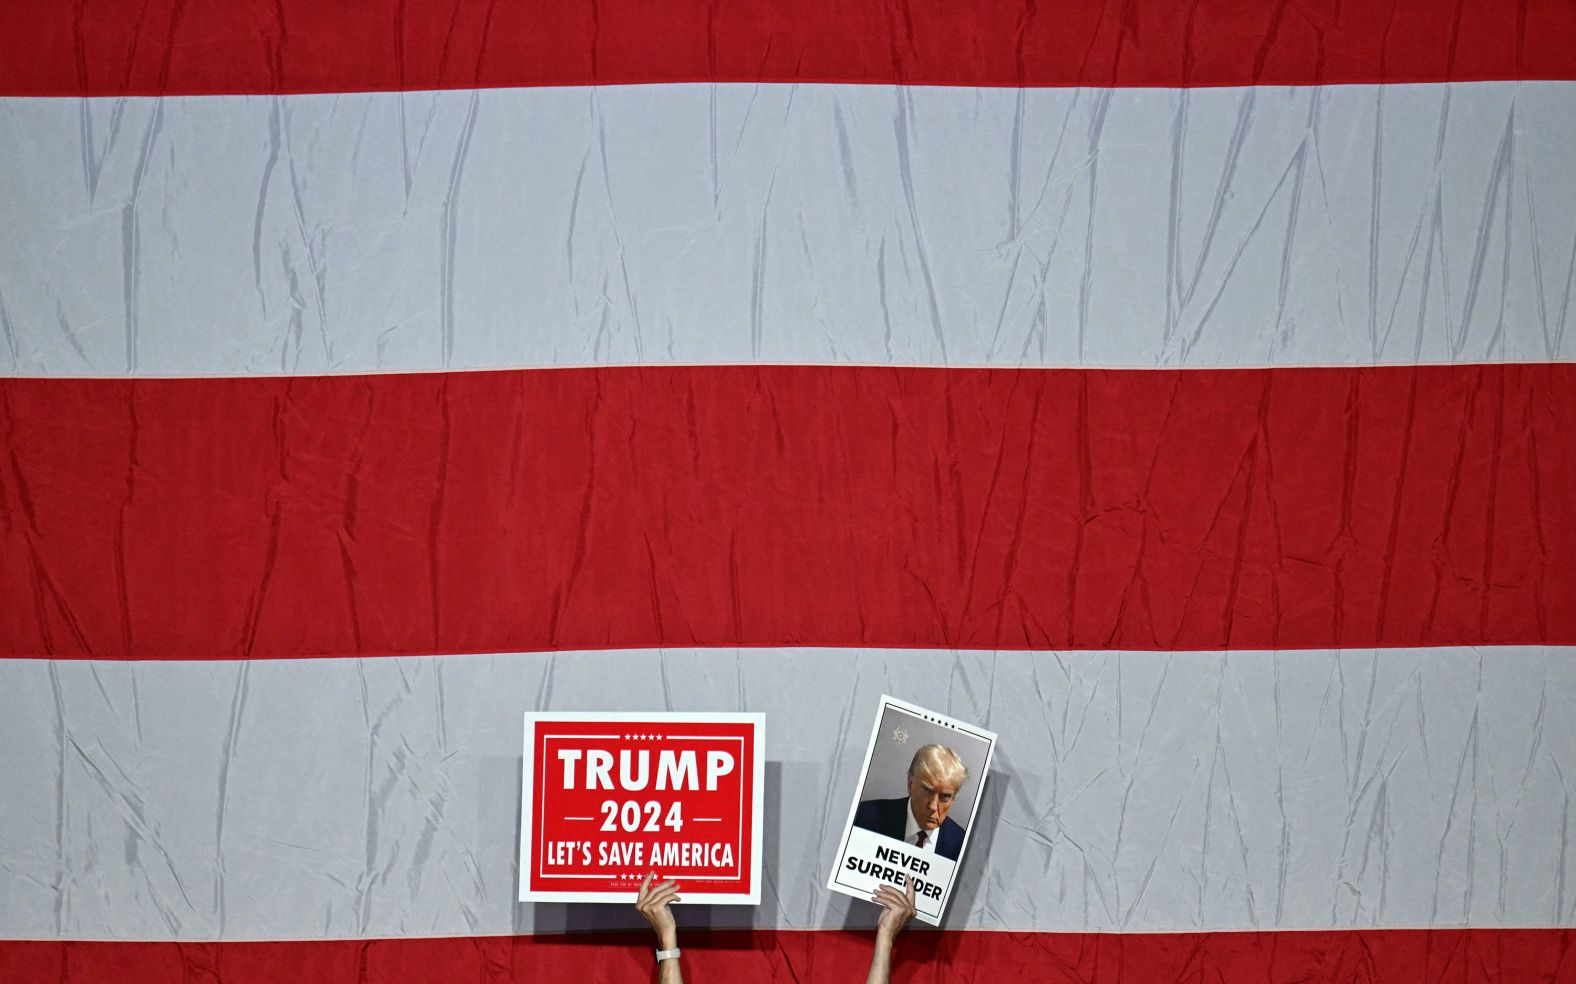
[[902, 807, 938, 854]]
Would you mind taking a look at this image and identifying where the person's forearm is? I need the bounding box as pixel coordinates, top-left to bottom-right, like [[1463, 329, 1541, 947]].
[[864, 935, 894, 984], [637, 872, 685, 983], [656, 929, 683, 984]]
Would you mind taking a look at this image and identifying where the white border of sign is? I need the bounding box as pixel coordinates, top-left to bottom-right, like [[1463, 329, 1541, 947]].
[[826, 695, 997, 925], [519, 710, 766, 905]]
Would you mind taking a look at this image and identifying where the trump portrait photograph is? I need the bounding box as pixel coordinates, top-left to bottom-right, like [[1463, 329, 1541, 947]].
[[848, 701, 993, 863]]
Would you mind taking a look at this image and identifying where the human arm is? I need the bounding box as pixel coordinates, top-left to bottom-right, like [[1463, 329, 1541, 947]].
[[635, 871, 684, 984], [864, 880, 916, 984]]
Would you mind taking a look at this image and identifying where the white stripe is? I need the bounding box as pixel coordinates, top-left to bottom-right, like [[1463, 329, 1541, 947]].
[[1, 82, 1572, 377], [1, 647, 1571, 940]]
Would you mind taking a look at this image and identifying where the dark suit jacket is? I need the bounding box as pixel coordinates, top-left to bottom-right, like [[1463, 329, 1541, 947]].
[[852, 796, 965, 861]]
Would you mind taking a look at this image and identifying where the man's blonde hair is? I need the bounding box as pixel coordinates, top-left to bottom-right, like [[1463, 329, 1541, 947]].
[[907, 743, 967, 789]]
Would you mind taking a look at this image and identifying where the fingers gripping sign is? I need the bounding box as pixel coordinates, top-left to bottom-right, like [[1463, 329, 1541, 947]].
[[873, 879, 916, 940], [636, 871, 682, 942]]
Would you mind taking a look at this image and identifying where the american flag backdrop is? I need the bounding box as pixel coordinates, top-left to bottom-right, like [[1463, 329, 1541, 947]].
[[2, 1, 1576, 980]]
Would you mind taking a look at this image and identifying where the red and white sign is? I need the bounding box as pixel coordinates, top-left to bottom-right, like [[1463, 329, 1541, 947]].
[[519, 712, 765, 904]]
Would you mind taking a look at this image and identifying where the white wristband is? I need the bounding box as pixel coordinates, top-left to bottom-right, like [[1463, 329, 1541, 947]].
[[655, 947, 681, 963]]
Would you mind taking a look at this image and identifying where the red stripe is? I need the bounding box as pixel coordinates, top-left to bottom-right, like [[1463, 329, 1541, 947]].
[[3, 0, 1574, 96], [2, 364, 1573, 660], [3, 929, 1574, 983]]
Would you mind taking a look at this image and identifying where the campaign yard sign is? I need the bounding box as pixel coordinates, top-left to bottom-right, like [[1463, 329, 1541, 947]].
[[519, 712, 765, 904], [827, 696, 997, 925]]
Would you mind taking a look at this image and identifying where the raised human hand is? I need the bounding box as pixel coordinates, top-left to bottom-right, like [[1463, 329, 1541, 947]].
[[872, 879, 916, 942], [636, 871, 682, 948]]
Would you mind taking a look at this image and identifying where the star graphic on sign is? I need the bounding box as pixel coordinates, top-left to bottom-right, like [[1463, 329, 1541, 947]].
[[892, 727, 909, 744]]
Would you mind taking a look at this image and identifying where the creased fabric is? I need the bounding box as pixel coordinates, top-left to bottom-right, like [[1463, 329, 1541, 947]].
[[4, 929, 1576, 984], [1, 647, 1572, 938], [3, 84, 1574, 376], [2, 0, 1574, 979], [3, 365, 1572, 659], [4, 0, 1575, 95]]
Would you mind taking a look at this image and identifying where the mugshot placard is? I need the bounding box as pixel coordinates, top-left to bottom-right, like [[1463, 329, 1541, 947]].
[[827, 696, 997, 925]]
